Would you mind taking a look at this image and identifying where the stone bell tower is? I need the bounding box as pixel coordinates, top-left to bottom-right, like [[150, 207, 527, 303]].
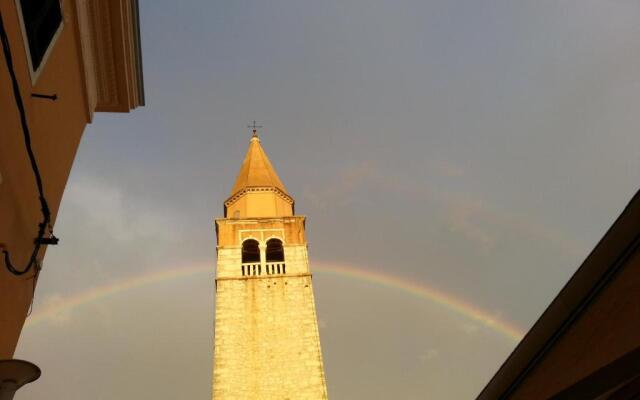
[[212, 131, 328, 399]]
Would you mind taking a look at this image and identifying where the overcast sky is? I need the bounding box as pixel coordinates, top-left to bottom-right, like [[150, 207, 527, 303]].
[[15, 0, 640, 399]]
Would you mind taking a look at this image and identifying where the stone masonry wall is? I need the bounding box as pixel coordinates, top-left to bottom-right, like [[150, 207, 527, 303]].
[[213, 222, 328, 399]]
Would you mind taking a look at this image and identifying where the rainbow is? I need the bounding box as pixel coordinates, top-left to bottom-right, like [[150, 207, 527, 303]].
[[317, 263, 524, 341], [24, 262, 525, 341], [25, 264, 213, 328]]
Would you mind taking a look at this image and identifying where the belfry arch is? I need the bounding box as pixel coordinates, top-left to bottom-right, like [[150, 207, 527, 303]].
[[265, 238, 284, 262], [241, 239, 260, 263]]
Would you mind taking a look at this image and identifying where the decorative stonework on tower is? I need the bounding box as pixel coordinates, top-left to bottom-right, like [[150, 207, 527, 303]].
[[212, 133, 328, 399]]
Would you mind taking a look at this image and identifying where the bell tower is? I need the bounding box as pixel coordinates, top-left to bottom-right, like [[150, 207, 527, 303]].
[[212, 132, 328, 399]]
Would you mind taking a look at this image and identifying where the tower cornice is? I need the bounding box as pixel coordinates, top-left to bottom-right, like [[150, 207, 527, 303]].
[[224, 186, 294, 209]]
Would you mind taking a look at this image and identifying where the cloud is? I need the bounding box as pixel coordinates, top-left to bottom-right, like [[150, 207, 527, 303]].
[[441, 193, 588, 258], [444, 198, 496, 253], [311, 158, 583, 258], [419, 348, 440, 362], [302, 160, 378, 209], [460, 323, 481, 336], [430, 159, 465, 178], [38, 294, 72, 326], [63, 176, 182, 244], [38, 174, 196, 294], [303, 157, 586, 259]]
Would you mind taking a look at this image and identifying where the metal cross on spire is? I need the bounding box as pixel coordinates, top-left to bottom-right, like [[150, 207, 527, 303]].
[[248, 120, 263, 137]]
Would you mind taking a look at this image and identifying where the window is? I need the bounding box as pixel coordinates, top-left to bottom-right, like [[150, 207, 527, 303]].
[[241, 239, 260, 263], [17, 0, 63, 74], [266, 239, 284, 262]]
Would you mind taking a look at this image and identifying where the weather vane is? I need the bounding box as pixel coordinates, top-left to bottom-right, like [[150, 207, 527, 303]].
[[248, 120, 263, 137]]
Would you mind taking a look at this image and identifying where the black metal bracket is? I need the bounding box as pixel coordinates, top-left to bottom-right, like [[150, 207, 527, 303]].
[[31, 93, 57, 101], [34, 235, 59, 245]]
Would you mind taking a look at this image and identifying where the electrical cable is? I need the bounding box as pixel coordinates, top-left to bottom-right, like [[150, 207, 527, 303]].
[[0, 11, 57, 276], [26, 264, 41, 316]]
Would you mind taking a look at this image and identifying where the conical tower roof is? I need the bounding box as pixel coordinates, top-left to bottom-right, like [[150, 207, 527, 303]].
[[229, 135, 289, 197]]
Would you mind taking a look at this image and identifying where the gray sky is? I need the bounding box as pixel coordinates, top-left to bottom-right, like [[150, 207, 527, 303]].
[[15, 0, 640, 398]]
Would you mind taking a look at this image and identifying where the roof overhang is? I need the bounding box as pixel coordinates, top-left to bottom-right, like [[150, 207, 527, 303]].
[[74, 0, 145, 120]]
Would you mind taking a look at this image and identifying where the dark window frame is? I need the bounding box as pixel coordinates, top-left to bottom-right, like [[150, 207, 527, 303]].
[[15, 0, 64, 82]]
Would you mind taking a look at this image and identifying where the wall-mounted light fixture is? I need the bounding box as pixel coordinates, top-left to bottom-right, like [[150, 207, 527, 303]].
[[0, 359, 40, 400]]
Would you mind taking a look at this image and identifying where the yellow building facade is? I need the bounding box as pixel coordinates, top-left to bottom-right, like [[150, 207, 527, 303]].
[[0, 0, 144, 364], [213, 133, 328, 399]]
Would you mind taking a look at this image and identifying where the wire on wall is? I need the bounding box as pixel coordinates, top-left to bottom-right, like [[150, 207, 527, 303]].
[[0, 11, 58, 276]]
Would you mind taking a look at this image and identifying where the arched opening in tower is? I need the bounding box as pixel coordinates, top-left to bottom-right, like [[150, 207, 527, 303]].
[[266, 238, 284, 262], [241, 239, 260, 263]]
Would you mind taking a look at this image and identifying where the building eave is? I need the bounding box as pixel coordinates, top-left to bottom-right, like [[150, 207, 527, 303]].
[[130, 0, 145, 107], [75, 0, 145, 116]]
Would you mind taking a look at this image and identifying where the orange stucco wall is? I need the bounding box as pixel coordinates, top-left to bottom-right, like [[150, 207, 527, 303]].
[[0, 1, 90, 358], [510, 248, 640, 399]]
